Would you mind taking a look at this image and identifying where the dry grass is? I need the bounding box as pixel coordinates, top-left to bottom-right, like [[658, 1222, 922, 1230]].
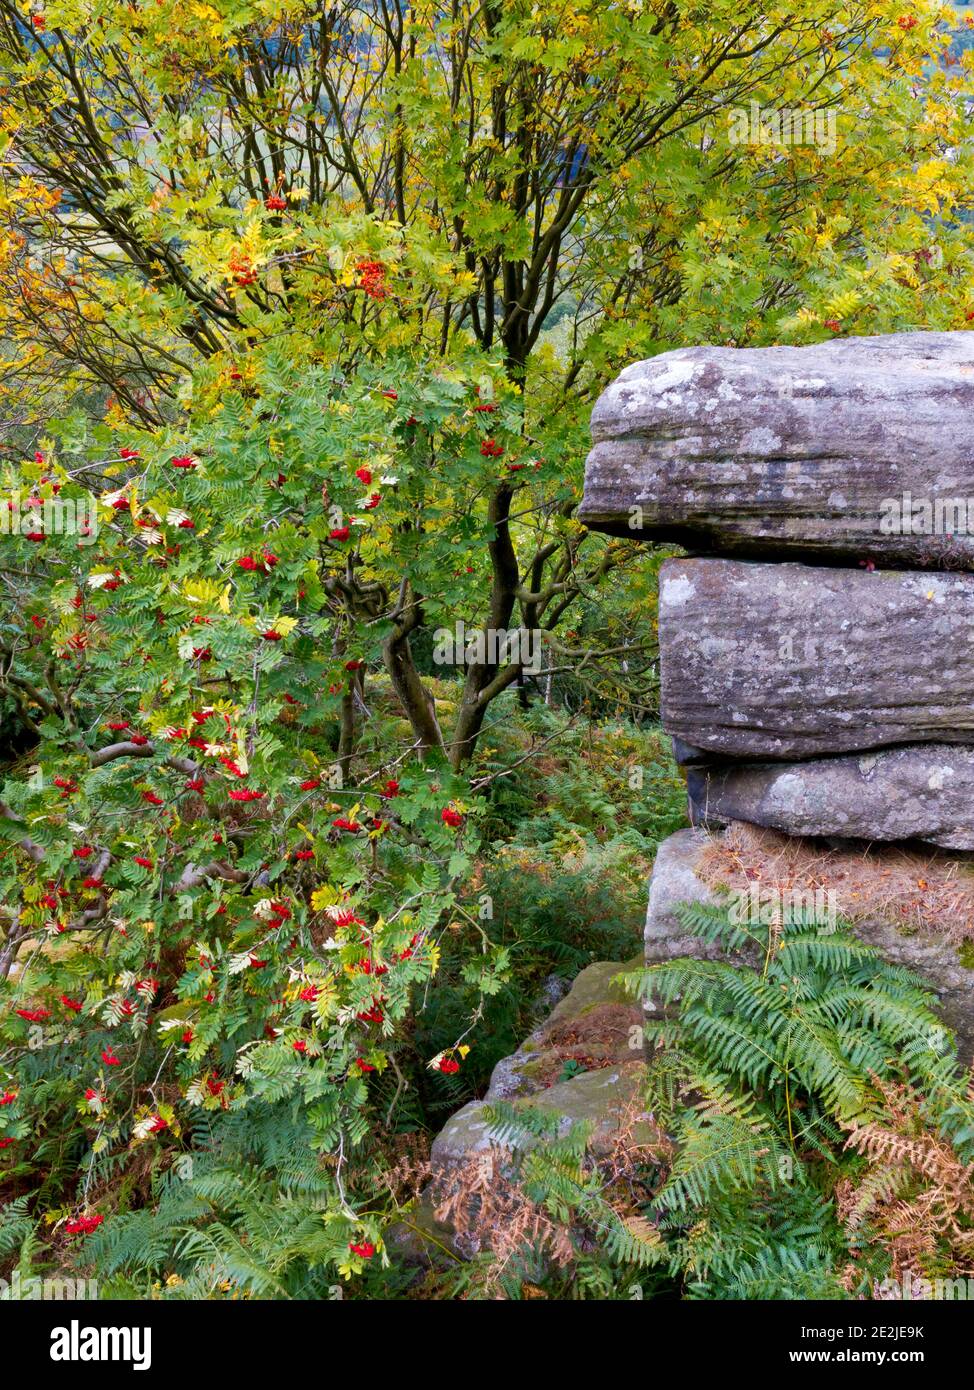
[[534, 1002, 644, 1085], [697, 821, 974, 942]]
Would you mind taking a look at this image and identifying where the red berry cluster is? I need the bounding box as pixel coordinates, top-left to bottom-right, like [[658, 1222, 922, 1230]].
[[356, 259, 388, 300]]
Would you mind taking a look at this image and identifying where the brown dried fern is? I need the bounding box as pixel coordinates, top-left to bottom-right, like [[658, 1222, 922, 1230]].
[[838, 1077, 974, 1287]]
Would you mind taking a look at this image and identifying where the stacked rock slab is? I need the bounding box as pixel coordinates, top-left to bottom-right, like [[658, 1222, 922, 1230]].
[[580, 331, 974, 567], [657, 558, 974, 763], [581, 330, 974, 1054]]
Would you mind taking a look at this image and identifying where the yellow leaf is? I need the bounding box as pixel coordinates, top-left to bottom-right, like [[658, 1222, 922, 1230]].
[[311, 884, 339, 912]]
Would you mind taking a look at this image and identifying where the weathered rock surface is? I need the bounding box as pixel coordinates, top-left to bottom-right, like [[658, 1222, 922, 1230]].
[[429, 956, 646, 1177], [645, 827, 974, 1063], [580, 332, 974, 568], [644, 830, 730, 965], [430, 1063, 650, 1176], [386, 961, 653, 1267], [687, 743, 974, 850], [658, 557, 974, 759], [387, 957, 652, 1269]]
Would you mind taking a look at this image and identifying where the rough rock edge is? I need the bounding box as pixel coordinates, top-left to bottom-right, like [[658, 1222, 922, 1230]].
[[686, 743, 974, 851], [579, 332, 974, 569]]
